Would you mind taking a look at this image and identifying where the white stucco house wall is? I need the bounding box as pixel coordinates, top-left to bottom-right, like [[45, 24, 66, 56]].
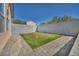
[[0, 3, 13, 52], [26, 20, 37, 26]]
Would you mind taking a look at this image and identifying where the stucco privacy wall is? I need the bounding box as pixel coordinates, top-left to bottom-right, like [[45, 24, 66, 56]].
[[12, 24, 37, 34], [37, 21, 79, 36], [69, 34, 79, 56]]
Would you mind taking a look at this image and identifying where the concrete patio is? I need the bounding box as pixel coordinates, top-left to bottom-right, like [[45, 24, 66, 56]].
[[0, 33, 73, 56]]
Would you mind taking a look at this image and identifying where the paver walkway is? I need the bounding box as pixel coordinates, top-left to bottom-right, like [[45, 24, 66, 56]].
[[0, 34, 73, 56], [0, 31, 11, 53], [29, 36, 73, 56], [0, 34, 33, 56]]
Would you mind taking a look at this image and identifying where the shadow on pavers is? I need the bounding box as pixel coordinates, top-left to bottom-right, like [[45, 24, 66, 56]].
[[53, 36, 77, 56]]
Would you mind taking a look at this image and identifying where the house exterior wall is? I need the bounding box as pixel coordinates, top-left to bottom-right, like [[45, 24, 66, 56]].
[[0, 3, 9, 33], [4, 3, 9, 32], [26, 21, 36, 26], [0, 3, 13, 52], [0, 3, 13, 38], [4, 3, 12, 35]]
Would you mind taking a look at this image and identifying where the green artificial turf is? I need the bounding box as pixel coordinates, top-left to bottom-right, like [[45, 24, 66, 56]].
[[21, 32, 62, 49]]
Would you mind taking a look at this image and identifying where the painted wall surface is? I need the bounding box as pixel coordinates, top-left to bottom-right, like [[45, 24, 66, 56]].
[[26, 21, 36, 26], [4, 3, 9, 32], [69, 34, 79, 56], [12, 24, 37, 34], [3, 4, 11, 33], [37, 21, 79, 36]]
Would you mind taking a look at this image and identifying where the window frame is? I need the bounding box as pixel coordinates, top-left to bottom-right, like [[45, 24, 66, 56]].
[[0, 3, 4, 17]]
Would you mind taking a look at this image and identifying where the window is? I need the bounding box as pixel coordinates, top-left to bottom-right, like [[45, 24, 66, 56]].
[[0, 3, 4, 15], [0, 4, 2, 13], [0, 3, 4, 32]]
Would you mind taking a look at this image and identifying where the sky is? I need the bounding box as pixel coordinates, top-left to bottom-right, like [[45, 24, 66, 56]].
[[14, 3, 79, 24]]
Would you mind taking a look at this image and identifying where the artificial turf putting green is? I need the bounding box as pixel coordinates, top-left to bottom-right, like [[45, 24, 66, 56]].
[[21, 32, 62, 49]]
